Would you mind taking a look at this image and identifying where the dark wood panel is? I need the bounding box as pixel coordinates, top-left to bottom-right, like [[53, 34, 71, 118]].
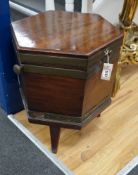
[[22, 72, 85, 116], [82, 63, 118, 115], [88, 38, 123, 68]]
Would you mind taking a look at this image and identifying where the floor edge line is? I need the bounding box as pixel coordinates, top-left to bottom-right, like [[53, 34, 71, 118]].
[[116, 156, 138, 175], [8, 114, 74, 175]]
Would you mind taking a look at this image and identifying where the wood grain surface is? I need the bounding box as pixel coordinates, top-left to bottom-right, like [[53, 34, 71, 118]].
[[23, 72, 85, 116], [12, 11, 122, 57], [15, 64, 138, 175]]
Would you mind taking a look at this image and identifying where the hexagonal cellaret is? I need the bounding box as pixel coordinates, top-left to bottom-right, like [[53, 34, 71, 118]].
[[12, 11, 123, 153]]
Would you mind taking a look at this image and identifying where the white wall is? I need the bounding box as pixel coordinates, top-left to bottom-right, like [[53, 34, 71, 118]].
[[93, 0, 138, 26]]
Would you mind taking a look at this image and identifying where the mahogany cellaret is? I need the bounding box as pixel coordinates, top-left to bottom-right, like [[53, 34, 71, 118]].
[[12, 11, 123, 153]]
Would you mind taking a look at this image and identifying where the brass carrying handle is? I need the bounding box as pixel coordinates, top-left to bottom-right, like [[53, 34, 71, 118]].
[[13, 64, 23, 75]]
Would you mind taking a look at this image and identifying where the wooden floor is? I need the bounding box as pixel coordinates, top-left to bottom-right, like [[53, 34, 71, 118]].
[[15, 65, 138, 175]]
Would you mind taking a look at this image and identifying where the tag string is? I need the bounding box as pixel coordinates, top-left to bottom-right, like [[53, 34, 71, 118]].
[[104, 49, 112, 64]]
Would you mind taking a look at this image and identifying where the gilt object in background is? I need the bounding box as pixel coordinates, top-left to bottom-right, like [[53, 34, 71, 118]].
[[120, 0, 138, 64], [113, 0, 138, 96], [121, 24, 138, 64]]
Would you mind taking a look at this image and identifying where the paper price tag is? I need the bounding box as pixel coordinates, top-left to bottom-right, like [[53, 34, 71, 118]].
[[101, 63, 113, 81]]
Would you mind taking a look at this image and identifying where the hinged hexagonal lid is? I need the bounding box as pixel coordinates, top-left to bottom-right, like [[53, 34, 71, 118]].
[[12, 11, 123, 58]]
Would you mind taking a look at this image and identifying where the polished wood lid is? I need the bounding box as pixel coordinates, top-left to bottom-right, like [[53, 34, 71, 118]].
[[12, 11, 122, 57]]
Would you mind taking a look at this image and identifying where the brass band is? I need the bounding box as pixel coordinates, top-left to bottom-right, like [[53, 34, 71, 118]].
[[28, 96, 111, 126], [23, 64, 87, 79], [19, 53, 87, 70]]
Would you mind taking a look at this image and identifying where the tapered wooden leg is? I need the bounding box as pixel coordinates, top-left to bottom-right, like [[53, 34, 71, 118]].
[[49, 126, 61, 153], [97, 114, 101, 117]]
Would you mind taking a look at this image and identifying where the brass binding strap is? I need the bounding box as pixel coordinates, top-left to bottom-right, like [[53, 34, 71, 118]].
[[28, 96, 111, 127], [22, 64, 87, 79], [19, 53, 87, 70]]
